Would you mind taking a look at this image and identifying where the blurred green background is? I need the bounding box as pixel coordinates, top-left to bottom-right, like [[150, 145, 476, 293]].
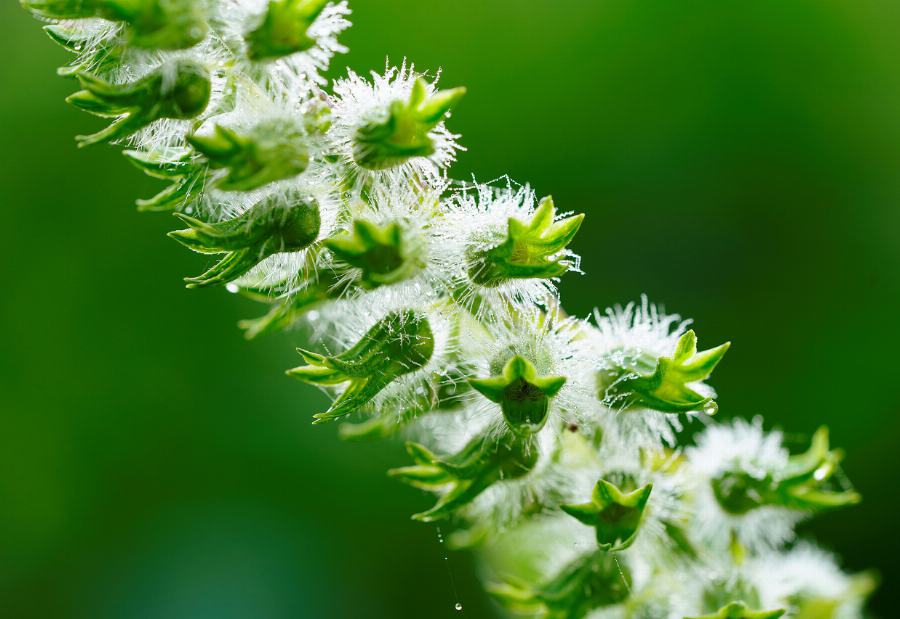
[[1, 0, 898, 616]]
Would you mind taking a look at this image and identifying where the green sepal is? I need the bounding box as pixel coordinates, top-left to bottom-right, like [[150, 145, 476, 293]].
[[353, 77, 465, 170], [470, 355, 566, 437], [245, 0, 329, 61], [711, 426, 861, 515], [24, 0, 209, 50], [124, 148, 208, 212], [168, 191, 321, 288], [685, 602, 785, 619], [389, 430, 539, 522], [67, 59, 210, 147], [468, 196, 584, 287], [561, 478, 653, 552], [488, 550, 631, 619], [43, 24, 124, 76], [189, 121, 309, 191], [339, 370, 469, 441], [325, 219, 421, 289], [237, 271, 347, 340], [599, 330, 730, 414], [287, 310, 435, 423]]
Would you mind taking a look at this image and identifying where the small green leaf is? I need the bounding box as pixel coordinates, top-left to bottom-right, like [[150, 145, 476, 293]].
[[389, 430, 539, 522], [168, 191, 320, 288], [470, 355, 566, 436], [67, 59, 210, 147], [325, 219, 421, 289], [245, 0, 329, 61], [488, 550, 631, 619], [189, 120, 310, 191], [353, 77, 465, 170], [685, 602, 785, 619], [288, 310, 435, 423], [599, 330, 730, 414], [561, 478, 653, 552], [468, 196, 584, 287], [24, 0, 208, 50]]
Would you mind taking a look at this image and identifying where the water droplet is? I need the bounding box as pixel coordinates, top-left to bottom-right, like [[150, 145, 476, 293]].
[[454, 603, 463, 611], [74, 43, 83, 51], [226, 283, 239, 294]]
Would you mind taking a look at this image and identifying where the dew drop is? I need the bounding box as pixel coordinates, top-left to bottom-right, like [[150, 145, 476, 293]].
[[226, 283, 239, 294], [74, 43, 83, 51], [454, 603, 463, 611]]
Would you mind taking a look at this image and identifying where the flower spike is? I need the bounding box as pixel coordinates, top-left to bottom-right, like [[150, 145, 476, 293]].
[[67, 59, 211, 147], [685, 602, 785, 619], [468, 196, 584, 287], [189, 121, 310, 191], [245, 0, 329, 61], [325, 219, 421, 289], [561, 478, 653, 552], [489, 551, 631, 619], [389, 431, 539, 522], [353, 77, 466, 170], [470, 355, 566, 436], [288, 310, 435, 423], [22, 0, 209, 49], [599, 330, 730, 414], [169, 191, 320, 288], [124, 149, 208, 212]]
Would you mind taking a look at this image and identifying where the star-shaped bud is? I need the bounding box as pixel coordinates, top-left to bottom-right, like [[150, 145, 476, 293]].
[[389, 430, 540, 522], [686, 602, 785, 619], [245, 0, 329, 61], [325, 219, 421, 289], [599, 330, 730, 414], [470, 355, 566, 436], [561, 478, 653, 552], [353, 77, 466, 170], [189, 120, 310, 192], [44, 24, 122, 76], [169, 191, 320, 288], [489, 551, 631, 619], [66, 59, 211, 147], [468, 196, 584, 287], [24, 0, 208, 50], [288, 310, 435, 423], [237, 271, 348, 340], [712, 427, 860, 515], [124, 148, 207, 212], [339, 370, 470, 441]]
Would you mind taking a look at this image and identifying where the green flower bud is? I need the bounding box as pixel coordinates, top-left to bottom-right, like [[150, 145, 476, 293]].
[[124, 148, 208, 212], [325, 219, 421, 289], [489, 550, 631, 619], [711, 427, 860, 515], [23, 0, 209, 50], [288, 310, 435, 423], [339, 369, 470, 441], [686, 602, 785, 619], [44, 24, 122, 76], [67, 59, 211, 147], [168, 191, 321, 288], [237, 270, 348, 340], [561, 478, 653, 552], [390, 430, 540, 522], [468, 196, 584, 287], [245, 0, 328, 61], [598, 330, 729, 414], [470, 355, 566, 437], [353, 77, 465, 170], [189, 120, 310, 191]]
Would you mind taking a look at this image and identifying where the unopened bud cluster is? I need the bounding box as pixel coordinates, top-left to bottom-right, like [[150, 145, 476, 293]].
[[23, 1, 874, 616]]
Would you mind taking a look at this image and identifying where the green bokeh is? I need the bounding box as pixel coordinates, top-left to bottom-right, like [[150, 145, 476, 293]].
[[1, 1, 898, 616]]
